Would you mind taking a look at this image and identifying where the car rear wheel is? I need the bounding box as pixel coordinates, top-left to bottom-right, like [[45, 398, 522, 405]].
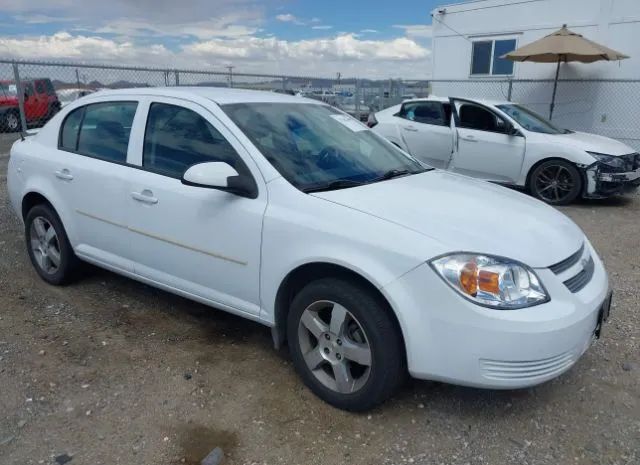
[[2, 111, 21, 133], [25, 204, 80, 285], [287, 278, 405, 411], [529, 160, 582, 205]]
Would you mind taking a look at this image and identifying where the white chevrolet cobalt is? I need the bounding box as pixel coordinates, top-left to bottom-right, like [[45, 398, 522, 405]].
[[7, 88, 612, 411]]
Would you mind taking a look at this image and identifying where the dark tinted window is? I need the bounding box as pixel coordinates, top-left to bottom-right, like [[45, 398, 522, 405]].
[[35, 81, 46, 94], [399, 101, 445, 125], [493, 39, 516, 75], [59, 107, 84, 151], [458, 104, 508, 133], [471, 41, 492, 75], [143, 103, 242, 178], [43, 79, 56, 95], [24, 83, 34, 97], [76, 102, 137, 163]]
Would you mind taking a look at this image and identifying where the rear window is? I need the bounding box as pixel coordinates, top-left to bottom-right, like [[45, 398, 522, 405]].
[[43, 79, 56, 96], [59, 101, 138, 163]]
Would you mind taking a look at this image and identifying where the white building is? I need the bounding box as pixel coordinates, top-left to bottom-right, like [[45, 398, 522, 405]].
[[430, 0, 640, 148], [431, 0, 639, 79]]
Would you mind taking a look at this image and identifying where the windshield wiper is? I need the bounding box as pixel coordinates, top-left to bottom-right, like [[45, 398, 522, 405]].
[[371, 167, 432, 183], [302, 179, 366, 193]]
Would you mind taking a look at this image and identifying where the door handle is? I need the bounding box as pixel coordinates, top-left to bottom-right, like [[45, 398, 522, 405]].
[[403, 126, 418, 132], [461, 135, 477, 142], [54, 169, 74, 181], [131, 190, 158, 205]]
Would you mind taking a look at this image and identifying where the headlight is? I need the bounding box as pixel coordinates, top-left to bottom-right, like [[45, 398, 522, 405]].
[[430, 254, 549, 309], [587, 152, 626, 169]]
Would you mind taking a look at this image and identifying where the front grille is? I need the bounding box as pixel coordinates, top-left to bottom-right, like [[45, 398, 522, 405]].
[[480, 351, 575, 381], [563, 256, 595, 293], [549, 243, 595, 293], [549, 244, 584, 274]]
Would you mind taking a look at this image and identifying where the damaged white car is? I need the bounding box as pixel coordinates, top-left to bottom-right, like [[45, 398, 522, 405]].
[[370, 97, 640, 205]]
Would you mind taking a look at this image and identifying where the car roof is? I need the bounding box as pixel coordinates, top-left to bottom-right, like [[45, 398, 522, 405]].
[[402, 96, 511, 106], [83, 86, 323, 105]]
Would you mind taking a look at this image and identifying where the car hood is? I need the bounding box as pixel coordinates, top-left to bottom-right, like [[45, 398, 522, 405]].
[[312, 170, 584, 268], [549, 131, 635, 156]]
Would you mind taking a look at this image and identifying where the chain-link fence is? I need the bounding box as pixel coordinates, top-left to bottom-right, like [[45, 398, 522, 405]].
[[0, 59, 430, 139], [1, 59, 639, 151]]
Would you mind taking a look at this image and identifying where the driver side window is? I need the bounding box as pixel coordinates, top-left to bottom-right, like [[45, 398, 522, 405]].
[[143, 103, 243, 178], [458, 104, 508, 133]]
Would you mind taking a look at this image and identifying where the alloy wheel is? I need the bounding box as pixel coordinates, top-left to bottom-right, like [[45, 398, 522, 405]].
[[6, 113, 19, 131], [534, 164, 576, 203], [29, 216, 62, 275], [297, 300, 372, 394]]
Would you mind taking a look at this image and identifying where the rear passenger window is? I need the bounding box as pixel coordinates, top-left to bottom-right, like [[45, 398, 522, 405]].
[[143, 102, 242, 178], [60, 107, 83, 151], [35, 81, 45, 94], [76, 102, 137, 163], [399, 102, 446, 126]]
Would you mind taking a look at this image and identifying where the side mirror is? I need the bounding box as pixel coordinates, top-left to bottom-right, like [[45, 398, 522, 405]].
[[181, 162, 257, 199], [505, 122, 520, 136]]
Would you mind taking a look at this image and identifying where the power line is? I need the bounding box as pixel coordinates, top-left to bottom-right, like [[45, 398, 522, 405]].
[[431, 14, 472, 42]]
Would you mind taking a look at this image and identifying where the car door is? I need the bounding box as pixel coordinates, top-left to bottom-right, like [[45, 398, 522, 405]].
[[126, 97, 266, 317], [54, 99, 139, 271], [449, 98, 525, 183], [394, 101, 453, 169]]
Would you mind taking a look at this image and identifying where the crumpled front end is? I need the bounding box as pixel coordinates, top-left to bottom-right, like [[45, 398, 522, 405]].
[[581, 152, 640, 198]]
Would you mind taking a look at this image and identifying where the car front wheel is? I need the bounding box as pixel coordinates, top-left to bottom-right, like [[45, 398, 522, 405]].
[[287, 278, 405, 411], [529, 160, 583, 205]]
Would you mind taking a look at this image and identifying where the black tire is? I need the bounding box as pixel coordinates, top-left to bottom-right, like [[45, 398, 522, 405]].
[[287, 278, 405, 411], [1, 110, 21, 133], [529, 159, 583, 205], [25, 203, 80, 285]]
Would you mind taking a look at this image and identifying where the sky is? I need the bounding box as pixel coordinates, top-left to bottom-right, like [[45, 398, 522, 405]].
[[0, 0, 459, 79]]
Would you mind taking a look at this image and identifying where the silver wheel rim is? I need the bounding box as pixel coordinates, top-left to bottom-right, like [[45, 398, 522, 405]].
[[297, 300, 372, 394], [7, 113, 19, 131], [535, 165, 575, 203], [29, 216, 61, 275]]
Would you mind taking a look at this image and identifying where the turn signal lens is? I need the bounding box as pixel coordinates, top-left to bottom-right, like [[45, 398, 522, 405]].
[[430, 254, 549, 309]]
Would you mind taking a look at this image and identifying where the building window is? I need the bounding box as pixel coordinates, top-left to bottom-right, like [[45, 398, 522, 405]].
[[471, 39, 516, 76]]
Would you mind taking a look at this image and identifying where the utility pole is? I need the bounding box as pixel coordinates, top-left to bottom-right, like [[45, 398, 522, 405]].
[[226, 65, 235, 88]]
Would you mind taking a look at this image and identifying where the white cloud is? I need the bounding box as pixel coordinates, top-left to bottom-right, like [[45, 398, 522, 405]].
[[360, 29, 379, 34], [392, 24, 433, 38], [0, 31, 431, 79], [14, 14, 78, 24], [94, 16, 259, 40], [275, 13, 296, 22], [311, 25, 333, 30]]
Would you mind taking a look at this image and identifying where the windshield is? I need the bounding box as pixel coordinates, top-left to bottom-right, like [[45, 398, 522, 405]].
[[496, 104, 564, 134], [222, 103, 427, 192], [0, 83, 17, 97]]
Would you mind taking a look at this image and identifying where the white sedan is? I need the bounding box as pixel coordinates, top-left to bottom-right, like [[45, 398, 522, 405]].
[[7, 88, 611, 411], [370, 97, 640, 205]]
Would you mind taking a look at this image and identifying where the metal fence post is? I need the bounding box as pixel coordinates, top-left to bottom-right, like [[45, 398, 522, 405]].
[[12, 63, 28, 134], [282, 77, 286, 90], [507, 79, 513, 102], [175, 70, 180, 86]]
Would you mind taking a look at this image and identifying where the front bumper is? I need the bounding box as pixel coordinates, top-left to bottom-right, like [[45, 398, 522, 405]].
[[584, 162, 640, 199], [382, 241, 609, 389]]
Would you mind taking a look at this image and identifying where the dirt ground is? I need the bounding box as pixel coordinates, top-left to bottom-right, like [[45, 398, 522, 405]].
[[0, 132, 638, 465]]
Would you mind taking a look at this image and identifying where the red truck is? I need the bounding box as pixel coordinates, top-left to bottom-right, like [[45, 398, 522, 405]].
[[0, 78, 61, 132]]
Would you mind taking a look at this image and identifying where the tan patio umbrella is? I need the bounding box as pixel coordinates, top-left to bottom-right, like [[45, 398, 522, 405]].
[[502, 24, 629, 120]]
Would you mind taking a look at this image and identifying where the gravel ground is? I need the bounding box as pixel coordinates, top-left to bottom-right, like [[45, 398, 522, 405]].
[[0, 132, 638, 465]]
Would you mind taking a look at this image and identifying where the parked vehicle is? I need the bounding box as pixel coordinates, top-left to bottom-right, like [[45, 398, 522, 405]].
[[7, 88, 611, 411], [370, 97, 640, 204], [57, 88, 96, 107], [0, 78, 61, 132]]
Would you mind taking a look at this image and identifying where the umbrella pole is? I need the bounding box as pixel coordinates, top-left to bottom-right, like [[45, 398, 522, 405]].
[[549, 56, 561, 120]]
